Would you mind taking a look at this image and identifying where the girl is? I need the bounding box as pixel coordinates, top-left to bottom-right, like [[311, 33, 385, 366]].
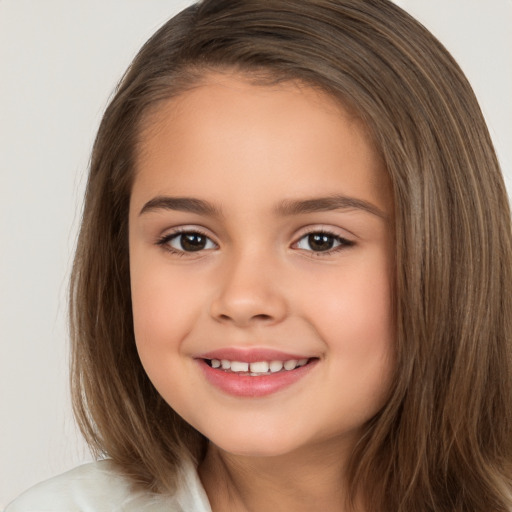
[[7, 0, 512, 511]]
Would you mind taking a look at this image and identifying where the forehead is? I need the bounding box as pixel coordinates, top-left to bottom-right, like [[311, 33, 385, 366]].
[[133, 73, 391, 214], [139, 73, 362, 149]]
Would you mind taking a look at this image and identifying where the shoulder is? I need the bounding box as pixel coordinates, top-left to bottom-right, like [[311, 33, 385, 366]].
[[4, 459, 211, 512], [4, 460, 165, 511]]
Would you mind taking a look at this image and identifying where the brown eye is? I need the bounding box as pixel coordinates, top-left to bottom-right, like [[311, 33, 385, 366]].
[[180, 233, 207, 251], [163, 231, 217, 253], [307, 233, 335, 251], [295, 232, 354, 253]]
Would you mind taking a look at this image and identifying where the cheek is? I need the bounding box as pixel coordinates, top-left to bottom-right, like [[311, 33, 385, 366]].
[[130, 257, 202, 361], [300, 256, 393, 345], [129, 264, 209, 413], [298, 254, 395, 401]]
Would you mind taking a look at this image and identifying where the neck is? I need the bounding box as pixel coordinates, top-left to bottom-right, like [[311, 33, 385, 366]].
[[198, 439, 363, 512]]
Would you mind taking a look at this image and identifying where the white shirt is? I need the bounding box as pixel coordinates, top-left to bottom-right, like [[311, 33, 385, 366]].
[[4, 459, 212, 512]]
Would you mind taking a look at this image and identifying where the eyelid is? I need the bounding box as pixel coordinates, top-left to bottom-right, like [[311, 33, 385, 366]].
[[291, 226, 356, 255], [156, 226, 219, 255], [154, 224, 355, 257], [292, 224, 355, 242]]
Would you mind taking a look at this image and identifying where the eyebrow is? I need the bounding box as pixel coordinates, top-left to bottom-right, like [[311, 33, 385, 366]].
[[139, 194, 387, 219], [139, 196, 222, 217], [275, 195, 387, 219]]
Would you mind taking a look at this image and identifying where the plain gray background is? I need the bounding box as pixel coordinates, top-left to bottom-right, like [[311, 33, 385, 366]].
[[1, 0, 511, 506]]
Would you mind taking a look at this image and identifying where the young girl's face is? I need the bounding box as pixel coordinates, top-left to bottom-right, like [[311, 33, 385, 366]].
[[129, 74, 395, 459]]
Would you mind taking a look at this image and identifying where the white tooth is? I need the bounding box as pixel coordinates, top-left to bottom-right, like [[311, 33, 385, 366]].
[[221, 359, 231, 370], [297, 358, 308, 367], [250, 361, 269, 373], [284, 359, 298, 370], [269, 360, 284, 373], [211, 359, 221, 368], [230, 361, 249, 372]]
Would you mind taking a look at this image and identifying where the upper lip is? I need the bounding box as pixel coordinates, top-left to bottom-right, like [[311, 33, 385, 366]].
[[197, 348, 316, 363]]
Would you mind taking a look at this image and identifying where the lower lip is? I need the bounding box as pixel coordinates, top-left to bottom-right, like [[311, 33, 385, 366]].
[[197, 359, 318, 398]]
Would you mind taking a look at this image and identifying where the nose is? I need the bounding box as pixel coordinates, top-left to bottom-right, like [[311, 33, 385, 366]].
[[209, 250, 287, 327]]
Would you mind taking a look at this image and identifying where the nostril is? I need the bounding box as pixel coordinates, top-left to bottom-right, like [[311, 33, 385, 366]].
[[252, 314, 273, 321], [210, 291, 287, 326], [217, 313, 274, 323]]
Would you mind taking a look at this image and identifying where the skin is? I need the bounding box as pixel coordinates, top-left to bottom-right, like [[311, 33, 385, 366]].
[[129, 73, 395, 512]]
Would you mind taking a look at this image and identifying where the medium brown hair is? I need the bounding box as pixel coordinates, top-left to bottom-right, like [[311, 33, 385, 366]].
[[70, 1, 512, 510]]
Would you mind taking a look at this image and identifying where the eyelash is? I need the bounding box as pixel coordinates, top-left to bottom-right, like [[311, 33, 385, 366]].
[[156, 228, 355, 257], [293, 230, 355, 256], [156, 228, 216, 257]]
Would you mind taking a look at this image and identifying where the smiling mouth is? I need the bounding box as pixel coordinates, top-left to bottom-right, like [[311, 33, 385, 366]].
[[203, 357, 316, 376], [199, 355, 319, 397]]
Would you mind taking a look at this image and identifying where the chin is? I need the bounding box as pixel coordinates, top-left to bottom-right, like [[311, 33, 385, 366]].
[[207, 428, 310, 459]]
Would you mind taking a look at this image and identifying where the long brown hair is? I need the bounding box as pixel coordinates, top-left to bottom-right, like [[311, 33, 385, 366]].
[[70, 1, 512, 510]]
